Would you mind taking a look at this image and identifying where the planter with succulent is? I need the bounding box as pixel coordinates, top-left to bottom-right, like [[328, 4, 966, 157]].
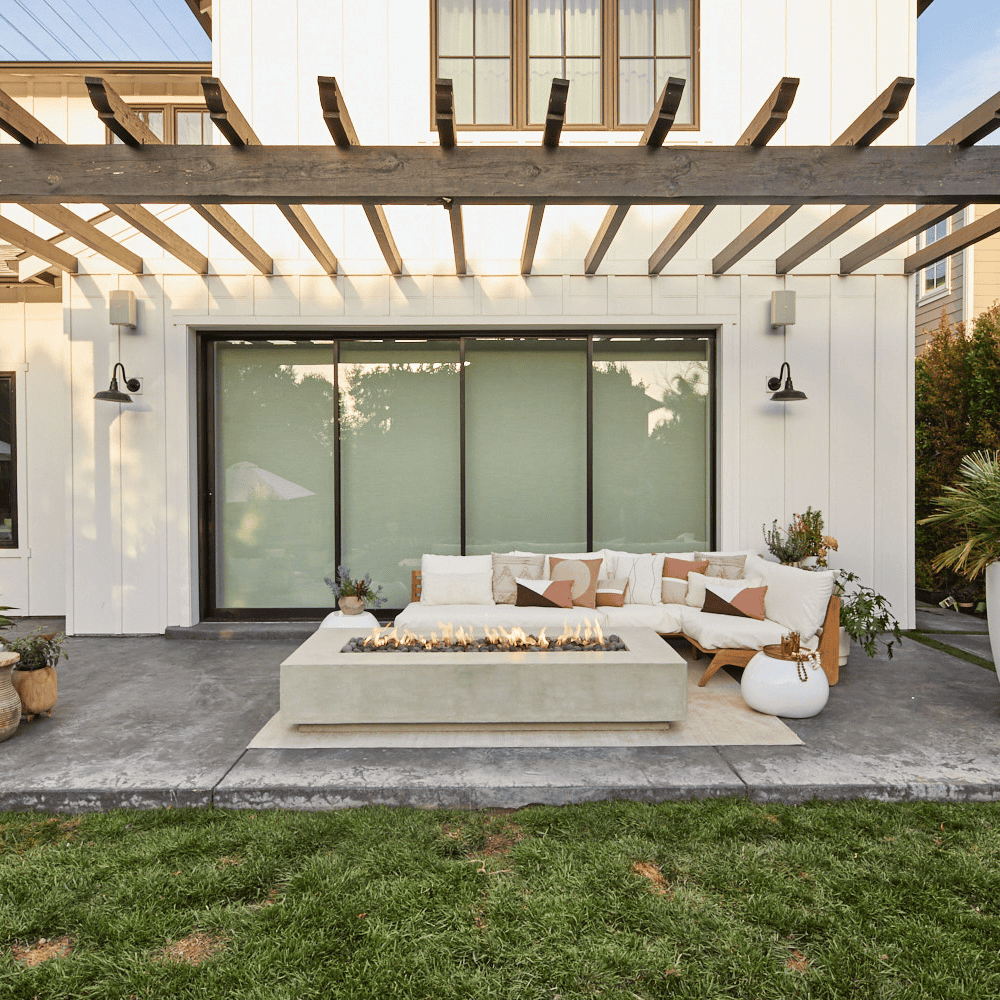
[[324, 566, 387, 616], [0, 602, 20, 741], [2, 629, 67, 720], [918, 450, 1000, 678], [836, 570, 903, 663], [763, 507, 838, 568]]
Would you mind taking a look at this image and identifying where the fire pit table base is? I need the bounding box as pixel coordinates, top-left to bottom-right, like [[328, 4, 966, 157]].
[[280, 626, 687, 729]]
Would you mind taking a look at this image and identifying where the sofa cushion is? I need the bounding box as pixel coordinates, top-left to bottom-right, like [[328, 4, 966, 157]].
[[606, 551, 665, 604], [492, 552, 544, 604], [694, 552, 747, 579], [422, 553, 492, 575], [600, 603, 688, 634], [394, 602, 604, 633], [595, 577, 628, 607], [686, 572, 763, 609], [744, 554, 836, 642], [421, 571, 494, 606], [662, 556, 709, 605], [702, 585, 768, 620], [682, 612, 819, 652], [515, 577, 574, 610], [549, 556, 602, 608]]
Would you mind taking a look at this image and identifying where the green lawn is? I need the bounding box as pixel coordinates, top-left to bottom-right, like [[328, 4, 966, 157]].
[[2, 799, 999, 999]]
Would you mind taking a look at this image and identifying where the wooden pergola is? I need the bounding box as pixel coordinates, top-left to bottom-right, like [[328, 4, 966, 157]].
[[1, 72, 999, 284]]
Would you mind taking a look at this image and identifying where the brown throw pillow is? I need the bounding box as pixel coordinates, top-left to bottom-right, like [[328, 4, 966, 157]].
[[663, 556, 710, 579], [595, 578, 628, 607], [548, 556, 602, 609], [515, 578, 574, 610], [701, 585, 768, 620]]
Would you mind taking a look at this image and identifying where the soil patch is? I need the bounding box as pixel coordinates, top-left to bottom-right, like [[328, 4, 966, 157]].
[[13, 936, 74, 966], [153, 933, 227, 966]]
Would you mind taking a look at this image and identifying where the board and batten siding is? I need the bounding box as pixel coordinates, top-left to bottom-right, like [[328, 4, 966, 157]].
[[2, 0, 918, 632], [972, 204, 1000, 320]]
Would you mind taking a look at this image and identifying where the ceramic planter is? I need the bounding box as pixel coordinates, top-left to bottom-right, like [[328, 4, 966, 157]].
[[987, 561, 1000, 681], [338, 596, 365, 615], [838, 626, 850, 668]]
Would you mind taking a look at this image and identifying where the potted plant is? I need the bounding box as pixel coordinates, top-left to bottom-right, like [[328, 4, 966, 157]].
[[836, 570, 903, 662], [324, 566, 386, 616], [763, 507, 839, 567], [918, 450, 1000, 676], [0, 603, 20, 741], [2, 629, 67, 720]]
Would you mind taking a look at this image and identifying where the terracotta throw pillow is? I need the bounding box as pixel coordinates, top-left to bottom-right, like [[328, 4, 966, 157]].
[[702, 584, 768, 620], [595, 578, 628, 607], [492, 552, 545, 604], [661, 556, 709, 605], [515, 578, 574, 610], [548, 556, 602, 608]]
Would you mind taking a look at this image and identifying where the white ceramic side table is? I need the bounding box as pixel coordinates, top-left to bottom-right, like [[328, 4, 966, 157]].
[[319, 610, 380, 629]]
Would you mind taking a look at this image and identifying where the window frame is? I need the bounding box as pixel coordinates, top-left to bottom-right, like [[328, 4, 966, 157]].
[[105, 104, 214, 144], [0, 372, 17, 550], [430, 0, 700, 132]]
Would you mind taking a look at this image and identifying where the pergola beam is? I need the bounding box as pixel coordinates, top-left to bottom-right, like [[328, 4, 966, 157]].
[[585, 77, 684, 274], [317, 76, 402, 275], [521, 78, 569, 275], [184, 0, 212, 40], [85, 76, 271, 274], [0, 213, 77, 273], [202, 77, 337, 275], [435, 80, 466, 274], [778, 86, 1000, 274], [903, 207, 1000, 274], [648, 77, 799, 274], [712, 75, 914, 274]]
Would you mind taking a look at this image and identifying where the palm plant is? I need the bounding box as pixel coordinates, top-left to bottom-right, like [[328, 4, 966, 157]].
[[919, 451, 1000, 579]]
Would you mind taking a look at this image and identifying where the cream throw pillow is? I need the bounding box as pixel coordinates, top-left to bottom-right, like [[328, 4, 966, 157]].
[[609, 552, 665, 605], [492, 552, 544, 604]]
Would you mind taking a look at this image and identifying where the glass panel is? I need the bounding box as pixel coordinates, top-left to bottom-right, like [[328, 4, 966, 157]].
[[215, 342, 336, 609], [619, 58, 654, 125], [529, 0, 563, 56], [656, 58, 691, 124], [0, 375, 15, 548], [475, 58, 512, 124], [440, 58, 475, 123], [110, 108, 164, 144], [566, 0, 600, 56], [529, 57, 564, 124], [439, 0, 473, 55], [340, 342, 461, 609], [593, 338, 710, 552], [176, 109, 211, 144], [465, 339, 587, 554], [565, 57, 600, 124], [619, 0, 653, 57], [475, 0, 511, 56], [655, 0, 691, 56]]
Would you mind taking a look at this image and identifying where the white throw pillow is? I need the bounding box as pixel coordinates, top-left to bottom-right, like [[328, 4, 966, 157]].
[[686, 572, 763, 609], [608, 552, 665, 604], [420, 571, 495, 606], [743, 554, 836, 642], [421, 553, 492, 575]]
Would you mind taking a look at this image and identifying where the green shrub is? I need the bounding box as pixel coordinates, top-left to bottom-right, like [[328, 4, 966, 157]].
[[915, 303, 1000, 592]]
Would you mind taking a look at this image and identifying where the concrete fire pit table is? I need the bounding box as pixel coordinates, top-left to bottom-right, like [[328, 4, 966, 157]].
[[280, 626, 687, 731]]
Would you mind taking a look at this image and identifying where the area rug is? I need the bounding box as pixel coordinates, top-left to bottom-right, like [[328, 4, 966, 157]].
[[248, 657, 803, 749]]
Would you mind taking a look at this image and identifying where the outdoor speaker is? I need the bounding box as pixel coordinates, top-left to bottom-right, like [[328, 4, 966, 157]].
[[109, 290, 137, 329], [771, 290, 796, 327]]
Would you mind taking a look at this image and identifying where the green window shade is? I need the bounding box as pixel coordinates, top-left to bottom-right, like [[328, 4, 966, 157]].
[[592, 337, 709, 552], [339, 342, 461, 608], [215, 343, 336, 608], [465, 338, 587, 554]]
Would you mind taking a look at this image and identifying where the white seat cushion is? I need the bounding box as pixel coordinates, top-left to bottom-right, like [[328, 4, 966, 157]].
[[681, 612, 819, 652], [600, 603, 687, 634], [394, 602, 605, 633]]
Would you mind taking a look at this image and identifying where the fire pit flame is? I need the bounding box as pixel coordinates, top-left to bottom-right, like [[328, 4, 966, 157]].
[[348, 621, 620, 654]]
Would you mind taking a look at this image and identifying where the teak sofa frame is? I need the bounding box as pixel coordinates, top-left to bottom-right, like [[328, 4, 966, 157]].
[[409, 571, 841, 687]]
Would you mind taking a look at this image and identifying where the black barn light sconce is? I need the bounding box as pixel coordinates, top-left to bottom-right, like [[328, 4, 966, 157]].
[[766, 362, 807, 402], [94, 362, 141, 404]]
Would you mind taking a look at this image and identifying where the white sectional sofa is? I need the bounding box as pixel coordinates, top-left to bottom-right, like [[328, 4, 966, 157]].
[[394, 549, 842, 686]]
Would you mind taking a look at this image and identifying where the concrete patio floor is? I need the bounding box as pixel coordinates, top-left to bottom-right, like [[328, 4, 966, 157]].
[[0, 605, 996, 813]]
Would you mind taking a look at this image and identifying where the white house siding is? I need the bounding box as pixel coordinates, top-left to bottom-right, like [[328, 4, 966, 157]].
[[2, 0, 918, 632]]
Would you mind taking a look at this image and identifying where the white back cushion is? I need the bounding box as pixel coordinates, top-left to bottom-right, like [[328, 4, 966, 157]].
[[422, 553, 492, 575], [743, 554, 835, 642], [420, 571, 495, 605]]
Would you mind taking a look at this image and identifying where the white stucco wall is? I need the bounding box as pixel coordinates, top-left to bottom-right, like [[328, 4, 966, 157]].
[[0, 0, 918, 632]]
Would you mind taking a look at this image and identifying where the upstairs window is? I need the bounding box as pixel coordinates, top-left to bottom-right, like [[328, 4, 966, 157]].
[[919, 218, 949, 296], [433, 0, 697, 130], [109, 106, 214, 144]]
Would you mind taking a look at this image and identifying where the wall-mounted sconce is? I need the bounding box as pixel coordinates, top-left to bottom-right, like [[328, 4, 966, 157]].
[[771, 290, 796, 328], [94, 362, 141, 404], [109, 289, 137, 330], [767, 361, 807, 402]]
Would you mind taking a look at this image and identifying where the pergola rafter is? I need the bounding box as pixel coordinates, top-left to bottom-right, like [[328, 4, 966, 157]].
[[0, 213, 77, 274], [904, 206, 1000, 275], [435, 79, 466, 275], [779, 87, 1000, 274], [648, 76, 799, 275], [711, 76, 914, 274], [202, 77, 338, 275], [520, 77, 568, 275], [318, 76, 402, 275]]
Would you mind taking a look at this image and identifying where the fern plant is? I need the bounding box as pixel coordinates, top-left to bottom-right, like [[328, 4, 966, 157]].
[[918, 450, 1000, 579]]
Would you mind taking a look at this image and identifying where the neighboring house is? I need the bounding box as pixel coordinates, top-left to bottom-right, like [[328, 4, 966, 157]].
[[915, 207, 1000, 351], [0, 0, 996, 636]]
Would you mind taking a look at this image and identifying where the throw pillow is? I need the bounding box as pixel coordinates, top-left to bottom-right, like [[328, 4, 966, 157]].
[[595, 577, 629, 607], [661, 556, 709, 605], [492, 552, 544, 604], [548, 556, 602, 609], [694, 552, 747, 580], [609, 552, 665, 604], [702, 584, 768, 620], [422, 553, 492, 575], [685, 571, 763, 609], [515, 577, 574, 610], [538, 551, 608, 579], [743, 554, 837, 642], [662, 578, 689, 605], [420, 571, 495, 606]]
